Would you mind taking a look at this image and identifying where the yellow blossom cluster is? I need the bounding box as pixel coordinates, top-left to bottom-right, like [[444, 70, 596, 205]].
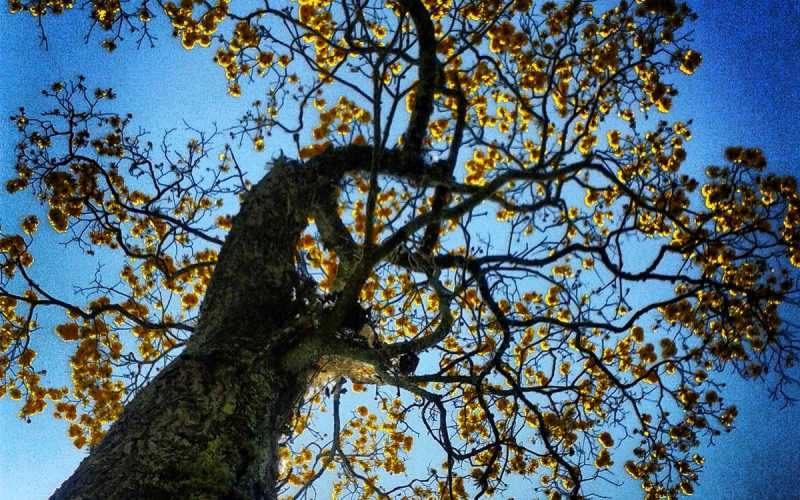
[[296, 0, 346, 75], [516, 55, 548, 94], [0, 234, 34, 274], [487, 21, 528, 54], [43, 171, 82, 232], [48, 311, 126, 448], [679, 49, 702, 75], [132, 324, 177, 361], [723, 146, 766, 169], [165, 0, 227, 50], [1, 294, 69, 424], [551, 263, 573, 279], [8, 0, 74, 16], [606, 129, 622, 153], [463, 147, 500, 186], [299, 97, 370, 158], [460, 0, 502, 22], [634, 63, 674, 113], [6, 141, 110, 238]]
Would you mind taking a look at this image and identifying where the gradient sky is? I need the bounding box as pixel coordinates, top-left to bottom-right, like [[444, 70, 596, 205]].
[[2, 1, 800, 499]]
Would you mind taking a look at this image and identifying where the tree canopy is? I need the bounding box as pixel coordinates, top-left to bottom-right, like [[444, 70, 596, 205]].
[[3, 0, 800, 499]]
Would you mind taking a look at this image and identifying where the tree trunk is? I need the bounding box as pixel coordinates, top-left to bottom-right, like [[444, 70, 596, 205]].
[[50, 146, 432, 499], [51, 156, 345, 499]]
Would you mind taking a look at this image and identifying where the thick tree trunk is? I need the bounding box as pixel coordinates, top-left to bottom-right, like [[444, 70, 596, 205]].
[[50, 156, 345, 499], [50, 146, 432, 499]]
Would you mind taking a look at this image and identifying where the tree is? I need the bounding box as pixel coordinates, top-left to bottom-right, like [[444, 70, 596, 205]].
[[3, 0, 800, 498]]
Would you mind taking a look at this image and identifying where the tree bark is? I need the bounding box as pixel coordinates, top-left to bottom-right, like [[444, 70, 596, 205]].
[[50, 345, 305, 500]]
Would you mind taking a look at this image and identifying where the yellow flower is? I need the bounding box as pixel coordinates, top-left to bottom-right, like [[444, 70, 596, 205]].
[[21, 215, 39, 235], [679, 50, 702, 75], [181, 293, 199, 309], [594, 448, 613, 469], [655, 96, 671, 113], [624, 461, 640, 478], [48, 208, 69, 233], [597, 432, 614, 448], [215, 215, 233, 230], [257, 51, 274, 68], [606, 130, 621, 150], [552, 264, 573, 278], [56, 323, 80, 341]]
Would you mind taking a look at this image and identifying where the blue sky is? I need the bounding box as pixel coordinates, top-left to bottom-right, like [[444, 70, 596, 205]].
[[1, 1, 799, 499]]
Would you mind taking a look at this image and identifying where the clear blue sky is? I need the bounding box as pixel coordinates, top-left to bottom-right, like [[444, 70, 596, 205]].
[[1, 1, 799, 499]]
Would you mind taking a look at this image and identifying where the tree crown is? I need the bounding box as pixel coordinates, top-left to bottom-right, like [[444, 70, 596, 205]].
[[3, 0, 800, 498]]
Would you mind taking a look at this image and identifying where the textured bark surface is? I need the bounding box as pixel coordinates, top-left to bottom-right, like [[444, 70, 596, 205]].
[[51, 347, 303, 500]]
